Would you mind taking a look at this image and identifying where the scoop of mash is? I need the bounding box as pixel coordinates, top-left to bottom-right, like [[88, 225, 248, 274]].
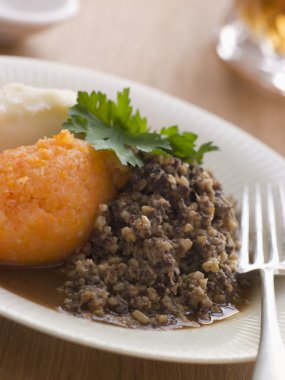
[[0, 83, 76, 152], [0, 130, 126, 265], [0, 83, 128, 265]]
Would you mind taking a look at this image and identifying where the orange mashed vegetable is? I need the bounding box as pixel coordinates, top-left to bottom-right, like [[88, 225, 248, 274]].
[[0, 130, 128, 265]]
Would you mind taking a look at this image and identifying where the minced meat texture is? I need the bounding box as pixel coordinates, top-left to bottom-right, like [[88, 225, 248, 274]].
[[62, 154, 241, 328]]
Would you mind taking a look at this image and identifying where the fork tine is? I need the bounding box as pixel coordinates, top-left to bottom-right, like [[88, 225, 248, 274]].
[[267, 184, 279, 264], [239, 186, 249, 270], [253, 184, 264, 265]]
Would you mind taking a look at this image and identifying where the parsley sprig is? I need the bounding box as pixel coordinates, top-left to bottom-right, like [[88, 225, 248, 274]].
[[63, 88, 218, 166]]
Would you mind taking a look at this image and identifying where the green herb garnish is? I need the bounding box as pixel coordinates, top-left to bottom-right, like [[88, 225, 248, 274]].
[[160, 126, 218, 164], [63, 88, 218, 166]]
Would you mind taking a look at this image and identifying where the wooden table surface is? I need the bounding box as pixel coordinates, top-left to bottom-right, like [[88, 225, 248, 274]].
[[0, 1, 284, 379]]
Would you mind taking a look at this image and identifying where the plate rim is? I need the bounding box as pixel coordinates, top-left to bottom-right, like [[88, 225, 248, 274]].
[[0, 55, 284, 165]]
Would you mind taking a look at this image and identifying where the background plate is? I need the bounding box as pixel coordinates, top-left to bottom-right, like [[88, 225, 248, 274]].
[[0, 56, 284, 364]]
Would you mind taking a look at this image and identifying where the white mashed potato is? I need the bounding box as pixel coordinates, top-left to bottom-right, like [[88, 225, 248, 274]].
[[0, 83, 76, 152]]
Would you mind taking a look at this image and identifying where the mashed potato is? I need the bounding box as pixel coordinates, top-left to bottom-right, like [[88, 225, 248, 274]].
[[0, 83, 76, 152], [0, 130, 127, 265]]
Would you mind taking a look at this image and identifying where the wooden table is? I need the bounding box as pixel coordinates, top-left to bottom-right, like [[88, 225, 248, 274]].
[[0, 1, 284, 379]]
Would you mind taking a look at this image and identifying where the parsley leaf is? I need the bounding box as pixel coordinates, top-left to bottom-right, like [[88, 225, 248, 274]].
[[160, 126, 219, 164], [63, 88, 218, 166]]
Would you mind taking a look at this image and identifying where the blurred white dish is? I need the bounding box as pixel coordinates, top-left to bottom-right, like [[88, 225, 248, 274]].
[[0, 56, 284, 364], [0, 0, 79, 45]]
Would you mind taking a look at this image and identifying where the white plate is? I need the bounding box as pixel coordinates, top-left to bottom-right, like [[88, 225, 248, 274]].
[[0, 56, 284, 364]]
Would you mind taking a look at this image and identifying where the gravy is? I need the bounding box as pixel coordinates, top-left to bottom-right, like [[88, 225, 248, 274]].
[[0, 264, 65, 308], [0, 265, 253, 329]]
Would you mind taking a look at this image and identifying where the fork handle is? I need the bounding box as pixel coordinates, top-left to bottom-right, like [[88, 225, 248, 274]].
[[252, 267, 285, 380]]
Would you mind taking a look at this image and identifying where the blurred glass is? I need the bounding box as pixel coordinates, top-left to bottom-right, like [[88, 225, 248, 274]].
[[216, 0, 285, 96]]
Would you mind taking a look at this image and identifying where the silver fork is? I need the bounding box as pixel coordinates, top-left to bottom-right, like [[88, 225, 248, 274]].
[[239, 184, 285, 380]]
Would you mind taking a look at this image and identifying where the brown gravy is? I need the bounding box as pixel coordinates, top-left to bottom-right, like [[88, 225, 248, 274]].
[[0, 264, 65, 308], [0, 264, 253, 329]]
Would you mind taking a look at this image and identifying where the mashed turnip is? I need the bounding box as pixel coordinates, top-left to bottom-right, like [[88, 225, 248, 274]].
[[0, 130, 127, 265]]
